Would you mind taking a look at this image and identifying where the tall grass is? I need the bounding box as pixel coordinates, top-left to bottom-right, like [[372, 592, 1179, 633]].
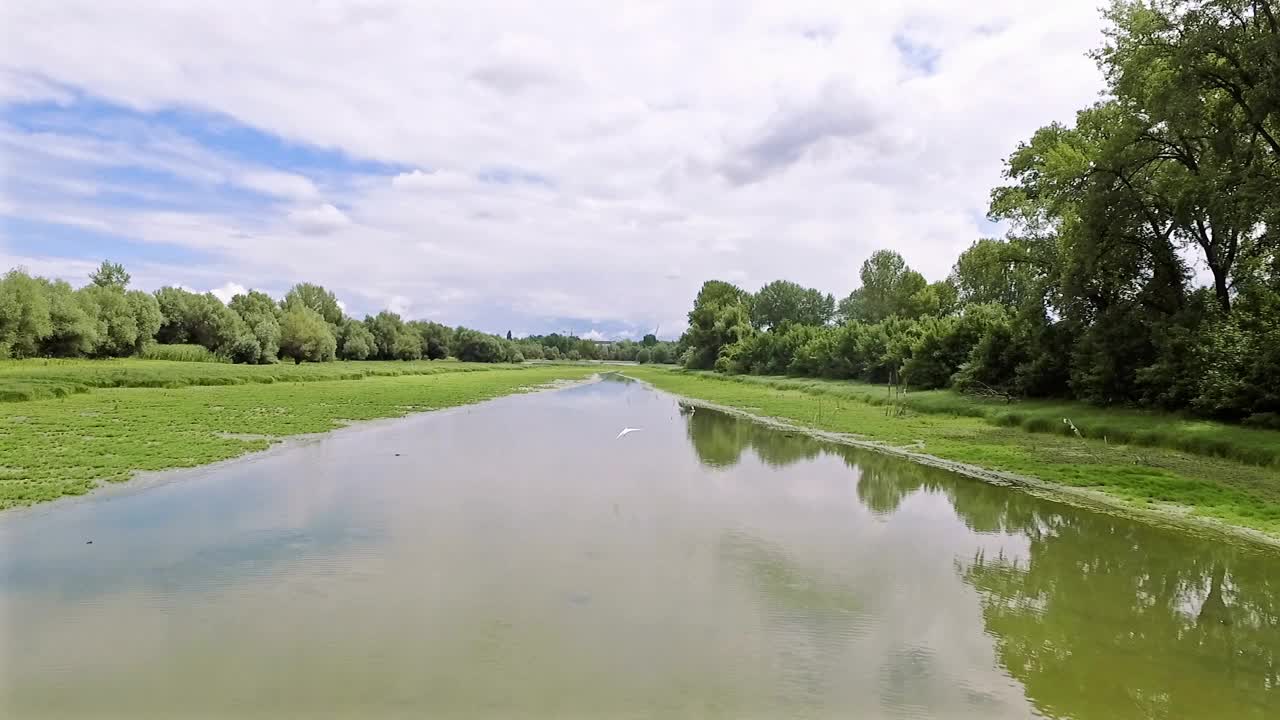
[[676, 371, 1280, 468], [139, 343, 228, 363], [0, 358, 543, 403]]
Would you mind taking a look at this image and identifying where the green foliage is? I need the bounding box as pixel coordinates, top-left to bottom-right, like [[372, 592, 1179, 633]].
[[642, 333, 658, 347], [282, 282, 344, 327], [950, 238, 1033, 307], [408, 320, 451, 360], [139, 343, 227, 363], [635, 348, 652, 364], [453, 329, 506, 363], [364, 311, 416, 360], [902, 304, 1008, 389], [39, 278, 97, 357], [228, 290, 281, 364], [751, 279, 834, 330], [683, 280, 753, 369], [80, 285, 142, 357], [278, 306, 337, 363], [88, 260, 130, 290], [0, 270, 53, 358], [154, 286, 254, 359], [837, 250, 929, 323], [336, 318, 375, 360]]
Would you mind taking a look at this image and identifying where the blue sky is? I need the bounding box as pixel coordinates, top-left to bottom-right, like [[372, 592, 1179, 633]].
[[0, 1, 1104, 338]]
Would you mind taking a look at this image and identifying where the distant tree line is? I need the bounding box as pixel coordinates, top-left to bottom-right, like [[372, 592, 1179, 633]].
[[0, 261, 677, 366], [677, 0, 1280, 428]]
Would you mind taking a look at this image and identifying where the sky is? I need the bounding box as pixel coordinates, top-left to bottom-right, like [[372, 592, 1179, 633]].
[[0, 1, 1105, 340]]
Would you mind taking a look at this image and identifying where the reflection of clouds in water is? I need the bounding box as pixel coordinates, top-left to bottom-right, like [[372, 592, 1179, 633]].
[[7, 380, 1274, 718], [717, 528, 1035, 718]]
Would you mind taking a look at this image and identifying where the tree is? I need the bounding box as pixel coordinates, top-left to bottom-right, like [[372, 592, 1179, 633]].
[[39, 278, 97, 357], [408, 320, 451, 360], [0, 270, 52, 358], [154, 287, 255, 359], [506, 330, 512, 341], [454, 329, 505, 362], [683, 280, 753, 369], [89, 260, 130, 290], [635, 348, 651, 364], [278, 306, 336, 363], [751, 280, 835, 330], [838, 251, 929, 322], [951, 239, 1034, 307], [365, 311, 417, 360], [228, 291, 281, 364], [282, 283, 344, 327], [336, 318, 375, 360], [642, 333, 658, 347], [80, 285, 141, 357], [126, 290, 162, 355]]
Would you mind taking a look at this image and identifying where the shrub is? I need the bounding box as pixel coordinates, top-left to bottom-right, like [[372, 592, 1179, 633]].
[[140, 343, 227, 363]]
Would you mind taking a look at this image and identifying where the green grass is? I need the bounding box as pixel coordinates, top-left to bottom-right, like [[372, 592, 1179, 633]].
[[675, 372, 1280, 468], [624, 367, 1280, 538], [0, 362, 597, 509], [0, 358, 518, 403]]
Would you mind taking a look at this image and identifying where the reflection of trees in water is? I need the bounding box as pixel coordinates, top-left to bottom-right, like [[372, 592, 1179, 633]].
[[682, 402, 1280, 717], [684, 405, 823, 469], [683, 404, 1049, 528], [961, 507, 1280, 719]]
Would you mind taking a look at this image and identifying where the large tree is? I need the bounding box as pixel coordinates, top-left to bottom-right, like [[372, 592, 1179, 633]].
[[682, 280, 753, 369], [837, 250, 930, 323], [278, 306, 337, 363], [0, 270, 52, 358], [228, 290, 281, 364], [282, 283, 344, 327], [750, 280, 835, 330], [1091, 0, 1280, 313], [364, 311, 419, 360]]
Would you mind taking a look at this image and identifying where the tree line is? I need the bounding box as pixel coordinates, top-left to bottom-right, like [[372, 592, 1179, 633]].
[[676, 0, 1279, 428], [0, 261, 677, 366]]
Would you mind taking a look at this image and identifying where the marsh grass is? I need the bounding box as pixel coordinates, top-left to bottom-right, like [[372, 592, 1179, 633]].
[[139, 344, 228, 363], [0, 362, 597, 509], [624, 367, 1280, 536], [0, 358, 516, 403]]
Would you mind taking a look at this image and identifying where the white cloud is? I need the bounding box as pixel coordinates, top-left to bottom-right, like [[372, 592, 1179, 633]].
[[239, 171, 318, 200], [0, 1, 1107, 335], [287, 204, 351, 235], [210, 282, 248, 304]]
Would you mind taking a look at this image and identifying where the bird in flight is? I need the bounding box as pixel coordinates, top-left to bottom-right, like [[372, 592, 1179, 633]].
[[616, 427, 642, 439]]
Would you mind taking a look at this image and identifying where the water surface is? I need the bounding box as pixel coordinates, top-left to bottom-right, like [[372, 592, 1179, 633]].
[[2, 377, 1277, 718]]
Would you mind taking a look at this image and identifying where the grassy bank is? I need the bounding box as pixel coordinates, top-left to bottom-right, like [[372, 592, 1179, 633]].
[[0, 358, 511, 403], [0, 361, 597, 509], [692, 373, 1280, 468], [624, 367, 1280, 538]]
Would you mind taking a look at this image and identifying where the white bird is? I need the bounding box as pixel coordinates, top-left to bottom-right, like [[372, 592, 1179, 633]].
[[616, 427, 642, 439]]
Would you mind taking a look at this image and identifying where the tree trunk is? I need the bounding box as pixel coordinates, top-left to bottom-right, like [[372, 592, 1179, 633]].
[[1212, 265, 1233, 314]]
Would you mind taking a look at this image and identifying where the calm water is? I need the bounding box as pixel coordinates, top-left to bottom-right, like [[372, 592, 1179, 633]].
[[1, 377, 1277, 719]]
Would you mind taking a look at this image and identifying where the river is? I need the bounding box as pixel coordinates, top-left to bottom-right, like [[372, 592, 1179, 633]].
[[1, 375, 1276, 718]]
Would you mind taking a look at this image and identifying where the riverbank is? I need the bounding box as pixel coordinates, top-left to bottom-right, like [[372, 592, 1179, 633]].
[[623, 367, 1280, 543], [0, 361, 598, 509]]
